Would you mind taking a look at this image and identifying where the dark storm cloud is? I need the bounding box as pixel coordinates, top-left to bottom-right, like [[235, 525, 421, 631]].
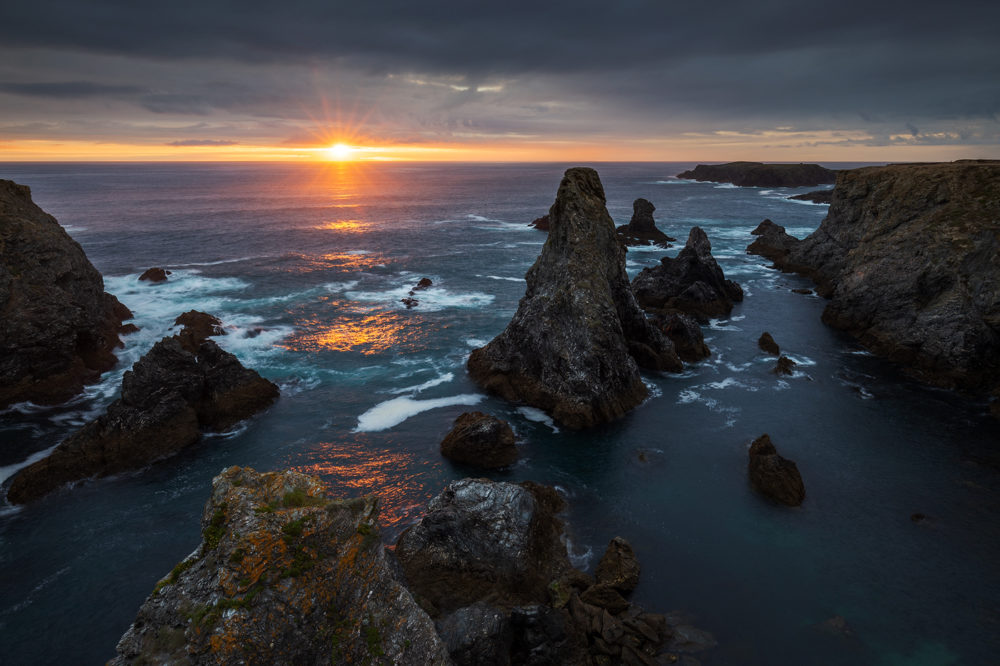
[[0, 81, 145, 98], [166, 139, 238, 146]]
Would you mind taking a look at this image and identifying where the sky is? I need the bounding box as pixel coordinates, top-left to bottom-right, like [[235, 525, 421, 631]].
[[1, 0, 998, 162]]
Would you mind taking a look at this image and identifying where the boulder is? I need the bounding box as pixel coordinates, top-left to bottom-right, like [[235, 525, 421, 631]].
[[758, 332, 780, 356], [594, 536, 641, 595], [616, 198, 676, 248], [748, 434, 805, 506], [467, 167, 681, 430], [110, 467, 451, 665], [656, 313, 710, 362], [772, 356, 797, 375], [413, 277, 433, 291], [676, 162, 837, 187], [0, 179, 133, 408], [440, 411, 518, 469], [173, 310, 225, 353], [138, 267, 170, 282], [746, 219, 803, 267], [632, 227, 744, 321], [6, 317, 278, 504]]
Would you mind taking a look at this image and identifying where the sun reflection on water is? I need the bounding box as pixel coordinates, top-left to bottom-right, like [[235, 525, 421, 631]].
[[315, 219, 369, 232], [283, 300, 423, 355]]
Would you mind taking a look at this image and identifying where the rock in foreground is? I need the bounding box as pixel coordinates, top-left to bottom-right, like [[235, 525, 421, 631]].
[[677, 162, 837, 187], [748, 434, 805, 506], [632, 227, 744, 321], [111, 467, 450, 665], [468, 167, 681, 429], [616, 197, 676, 247], [0, 179, 133, 408], [440, 411, 518, 468], [6, 316, 278, 503]]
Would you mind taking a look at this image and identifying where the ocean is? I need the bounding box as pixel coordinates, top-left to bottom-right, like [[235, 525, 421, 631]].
[[0, 162, 998, 665]]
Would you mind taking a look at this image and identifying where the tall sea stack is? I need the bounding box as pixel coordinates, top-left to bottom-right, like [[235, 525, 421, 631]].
[[467, 167, 680, 429]]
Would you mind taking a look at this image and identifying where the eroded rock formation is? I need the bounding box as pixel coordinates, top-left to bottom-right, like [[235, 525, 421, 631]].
[[468, 167, 681, 429], [746, 219, 802, 267], [0, 179, 133, 408], [616, 198, 675, 247], [656, 312, 711, 362], [138, 267, 170, 283], [748, 434, 805, 506], [439, 411, 518, 468], [677, 162, 837, 187]]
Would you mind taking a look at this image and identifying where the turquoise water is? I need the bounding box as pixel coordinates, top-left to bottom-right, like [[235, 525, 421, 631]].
[[1, 162, 998, 665]]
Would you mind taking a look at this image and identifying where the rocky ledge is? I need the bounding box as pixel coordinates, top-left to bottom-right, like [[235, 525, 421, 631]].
[[0, 179, 133, 408], [788, 189, 833, 204], [749, 161, 1000, 403], [616, 198, 676, 248], [677, 162, 837, 188], [468, 167, 681, 430], [6, 312, 278, 504]]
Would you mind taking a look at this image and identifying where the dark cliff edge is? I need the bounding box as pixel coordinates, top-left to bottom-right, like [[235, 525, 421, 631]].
[[678, 162, 837, 188], [0, 179, 133, 408], [748, 160, 1000, 408]]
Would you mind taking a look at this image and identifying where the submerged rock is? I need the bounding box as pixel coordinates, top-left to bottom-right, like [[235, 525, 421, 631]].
[[138, 266, 171, 282], [748, 434, 805, 506], [110, 466, 451, 665], [0, 179, 133, 408], [758, 332, 780, 356], [632, 227, 744, 321], [616, 198, 676, 247], [677, 162, 837, 187], [468, 167, 681, 430], [440, 412, 518, 468], [6, 316, 278, 504]]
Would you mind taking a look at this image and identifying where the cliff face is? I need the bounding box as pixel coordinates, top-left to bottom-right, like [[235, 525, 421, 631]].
[[677, 162, 837, 187], [468, 168, 680, 429], [0, 179, 132, 408], [768, 161, 1000, 396], [111, 467, 451, 665]]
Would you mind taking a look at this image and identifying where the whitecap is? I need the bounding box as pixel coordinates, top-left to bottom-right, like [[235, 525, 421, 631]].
[[323, 280, 359, 293], [517, 406, 559, 432], [708, 318, 742, 331], [390, 372, 455, 395], [171, 255, 269, 267], [466, 338, 488, 348], [476, 274, 524, 282], [713, 183, 739, 189], [354, 394, 484, 432], [677, 389, 701, 404], [346, 283, 494, 311], [626, 244, 670, 253]]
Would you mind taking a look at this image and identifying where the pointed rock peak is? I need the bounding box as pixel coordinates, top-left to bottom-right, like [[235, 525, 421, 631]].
[[629, 198, 656, 231], [686, 226, 712, 255]]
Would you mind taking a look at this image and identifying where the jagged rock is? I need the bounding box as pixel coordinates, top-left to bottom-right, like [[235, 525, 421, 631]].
[[173, 310, 225, 353], [401, 296, 419, 308], [792, 288, 813, 295], [748, 434, 805, 506], [772, 356, 797, 375], [529, 214, 550, 231], [616, 198, 676, 248], [138, 267, 170, 282], [440, 411, 518, 468], [677, 162, 837, 187], [121, 323, 141, 335], [656, 313, 710, 362], [785, 161, 1000, 398], [437, 602, 512, 666], [632, 227, 744, 322], [789, 189, 834, 204], [110, 467, 451, 665], [6, 317, 278, 504], [0, 179, 133, 408], [758, 332, 780, 356], [580, 584, 630, 614], [594, 537, 641, 595], [509, 604, 587, 666], [414, 277, 433, 291], [746, 219, 802, 267], [468, 168, 681, 430]]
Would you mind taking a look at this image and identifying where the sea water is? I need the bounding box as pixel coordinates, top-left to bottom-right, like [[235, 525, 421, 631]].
[[0, 162, 998, 665]]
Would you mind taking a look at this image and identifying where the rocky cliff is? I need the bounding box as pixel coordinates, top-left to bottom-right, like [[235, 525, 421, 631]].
[[677, 162, 837, 187], [754, 161, 1000, 401], [467, 167, 681, 429], [6, 313, 278, 503], [0, 179, 132, 408]]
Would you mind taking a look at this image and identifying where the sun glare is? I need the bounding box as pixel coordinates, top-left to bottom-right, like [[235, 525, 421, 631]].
[[325, 143, 355, 161]]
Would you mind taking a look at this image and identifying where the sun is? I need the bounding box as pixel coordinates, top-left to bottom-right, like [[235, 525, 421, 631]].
[[325, 143, 355, 161]]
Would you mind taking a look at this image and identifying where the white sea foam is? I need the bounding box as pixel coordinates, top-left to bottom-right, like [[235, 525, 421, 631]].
[[354, 394, 484, 432], [346, 283, 494, 311], [713, 183, 739, 189], [0, 444, 61, 485], [708, 318, 742, 331], [626, 244, 670, 253], [390, 372, 455, 395], [466, 338, 488, 348], [323, 280, 359, 293], [172, 255, 268, 267], [517, 406, 559, 432], [677, 389, 701, 404], [477, 274, 524, 282]]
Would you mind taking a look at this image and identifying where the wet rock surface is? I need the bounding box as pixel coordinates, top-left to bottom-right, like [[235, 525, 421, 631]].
[[110, 467, 451, 665], [758, 332, 780, 356], [746, 219, 803, 268], [138, 266, 171, 282], [677, 162, 837, 187], [656, 312, 711, 363], [440, 411, 518, 468], [529, 214, 550, 231], [5, 315, 278, 504], [468, 167, 681, 429], [0, 179, 133, 409], [789, 189, 834, 204], [748, 434, 806, 506], [632, 227, 744, 322], [173, 310, 226, 353], [616, 198, 676, 248]]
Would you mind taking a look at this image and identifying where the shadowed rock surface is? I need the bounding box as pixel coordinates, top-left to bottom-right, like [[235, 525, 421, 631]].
[[0, 179, 133, 409], [6, 316, 278, 504], [758, 332, 780, 356], [468, 167, 681, 429], [656, 312, 711, 362], [616, 198, 676, 247], [632, 227, 744, 321], [440, 411, 518, 468], [529, 214, 550, 231], [762, 161, 1000, 401], [789, 189, 834, 204], [677, 162, 837, 187], [772, 355, 797, 375], [110, 467, 451, 665], [173, 310, 226, 353], [748, 434, 805, 506], [746, 219, 803, 267], [138, 267, 170, 282]]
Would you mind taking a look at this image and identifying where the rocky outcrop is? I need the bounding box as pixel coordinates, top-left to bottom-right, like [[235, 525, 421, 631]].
[[656, 312, 711, 362], [6, 315, 278, 504], [440, 412, 518, 469], [758, 332, 780, 356], [748, 434, 805, 506], [0, 179, 133, 409], [763, 161, 1000, 400], [529, 214, 550, 231], [174, 310, 226, 353], [677, 162, 837, 187], [111, 467, 451, 665], [746, 219, 803, 267], [632, 227, 744, 321], [789, 189, 833, 204], [467, 167, 681, 430], [138, 267, 170, 282], [772, 356, 797, 375], [616, 198, 675, 247], [402, 277, 434, 308]]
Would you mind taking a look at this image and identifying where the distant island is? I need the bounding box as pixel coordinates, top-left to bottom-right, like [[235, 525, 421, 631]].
[[677, 161, 837, 187]]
